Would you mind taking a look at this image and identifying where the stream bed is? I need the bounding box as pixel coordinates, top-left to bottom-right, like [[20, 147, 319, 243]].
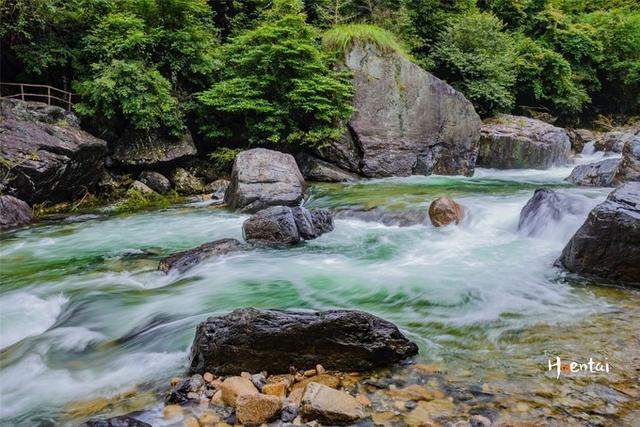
[[1, 159, 639, 425]]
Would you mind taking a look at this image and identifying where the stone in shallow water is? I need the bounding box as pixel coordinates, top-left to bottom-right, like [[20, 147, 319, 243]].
[[0, 195, 35, 230], [158, 238, 244, 274], [557, 182, 640, 285], [334, 208, 427, 227], [429, 197, 464, 227], [235, 393, 282, 425], [518, 188, 584, 236], [189, 308, 418, 375], [301, 382, 365, 425], [242, 206, 334, 245], [565, 158, 620, 187]]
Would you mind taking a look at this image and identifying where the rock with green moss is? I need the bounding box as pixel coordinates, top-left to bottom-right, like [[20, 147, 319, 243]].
[[109, 130, 196, 169], [316, 42, 481, 178], [477, 115, 571, 169], [170, 168, 204, 195]]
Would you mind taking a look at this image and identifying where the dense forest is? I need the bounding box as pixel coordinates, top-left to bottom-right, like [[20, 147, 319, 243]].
[[2, 0, 639, 154]]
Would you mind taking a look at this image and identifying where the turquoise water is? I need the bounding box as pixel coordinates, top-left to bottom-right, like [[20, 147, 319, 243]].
[[1, 160, 639, 425]]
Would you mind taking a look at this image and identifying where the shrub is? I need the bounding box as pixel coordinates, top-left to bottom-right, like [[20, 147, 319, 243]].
[[197, 0, 354, 148], [322, 24, 408, 57], [429, 12, 516, 116]]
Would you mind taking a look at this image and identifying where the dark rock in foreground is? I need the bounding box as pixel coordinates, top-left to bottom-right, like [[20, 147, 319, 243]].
[[477, 115, 571, 169], [0, 99, 107, 204], [316, 43, 481, 178], [565, 158, 620, 187], [557, 182, 640, 286], [518, 189, 583, 236], [225, 148, 305, 213], [159, 238, 244, 273], [243, 206, 333, 245], [189, 308, 419, 375], [334, 208, 427, 227], [0, 195, 35, 230], [81, 415, 151, 427]]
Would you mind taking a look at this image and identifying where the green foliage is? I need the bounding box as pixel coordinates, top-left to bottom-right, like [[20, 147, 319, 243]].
[[322, 24, 408, 56], [513, 36, 589, 115], [114, 189, 183, 214], [430, 12, 516, 116], [197, 0, 354, 148], [74, 60, 184, 134], [208, 148, 242, 172]]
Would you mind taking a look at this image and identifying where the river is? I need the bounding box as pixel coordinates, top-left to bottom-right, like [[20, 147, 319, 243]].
[[1, 151, 639, 425]]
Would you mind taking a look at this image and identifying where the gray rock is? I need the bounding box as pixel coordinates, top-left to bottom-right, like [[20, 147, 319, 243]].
[[225, 148, 305, 213], [613, 138, 640, 184], [204, 179, 230, 199], [109, 129, 196, 169], [242, 206, 334, 245], [477, 115, 571, 169], [0, 195, 35, 230], [595, 127, 639, 153], [296, 153, 359, 182], [128, 180, 155, 195], [0, 99, 107, 204], [316, 43, 481, 178], [139, 171, 170, 194], [557, 182, 640, 286], [301, 382, 365, 425], [566, 128, 595, 154], [334, 208, 427, 227], [518, 189, 584, 236], [170, 168, 204, 195], [566, 158, 620, 187], [189, 308, 419, 375], [159, 238, 245, 273], [81, 415, 151, 427]]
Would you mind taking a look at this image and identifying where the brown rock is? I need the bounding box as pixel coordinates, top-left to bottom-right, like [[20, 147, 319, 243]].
[[163, 404, 183, 420], [203, 372, 214, 383], [220, 376, 258, 407], [356, 393, 371, 407], [316, 364, 325, 375], [388, 384, 433, 401], [236, 393, 282, 426], [300, 382, 365, 425], [267, 374, 294, 389], [429, 197, 464, 227], [183, 415, 199, 427], [199, 411, 220, 426], [211, 390, 223, 405], [304, 369, 317, 377], [262, 382, 287, 399], [170, 377, 182, 387], [404, 406, 437, 427]]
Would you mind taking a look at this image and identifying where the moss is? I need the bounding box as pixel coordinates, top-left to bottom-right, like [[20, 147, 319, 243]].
[[33, 192, 103, 218], [322, 24, 409, 58], [112, 189, 184, 214]]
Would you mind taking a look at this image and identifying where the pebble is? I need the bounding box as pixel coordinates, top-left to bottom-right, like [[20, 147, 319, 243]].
[[198, 410, 220, 426], [301, 382, 365, 424], [281, 404, 299, 422], [170, 377, 182, 387], [205, 389, 214, 398], [182, 415, 199, 427], [356, 394, 371, 407], [163, 404, 184, 420], [189, 374, 204, 392], [240, 372, 252, 380], [221, 376, 259, 407], [211, 389, 223, 405], [236, 393, 283, 426], [250, 373, 267, 390], [471, 414, 492, 427], [316, 364, 326, 375], [304, 369, 317, 377], [262, 382, 287, 398], [203, 372, 214, 383]]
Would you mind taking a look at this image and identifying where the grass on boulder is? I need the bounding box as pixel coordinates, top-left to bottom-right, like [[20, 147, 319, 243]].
[[322, 24, 408, 57]]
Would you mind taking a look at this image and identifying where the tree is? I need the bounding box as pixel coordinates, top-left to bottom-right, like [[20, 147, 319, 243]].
[[197, 0, 354, 148], [429, 12, 516, 116]]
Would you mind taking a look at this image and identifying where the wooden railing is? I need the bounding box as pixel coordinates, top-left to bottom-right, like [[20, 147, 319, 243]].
[[0, 82, 75, 111]]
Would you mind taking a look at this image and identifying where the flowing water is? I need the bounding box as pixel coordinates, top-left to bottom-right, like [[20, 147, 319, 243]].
[[1, 152, 639, 425]]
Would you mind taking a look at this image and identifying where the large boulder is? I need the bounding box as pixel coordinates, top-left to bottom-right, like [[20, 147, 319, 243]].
[[0, 99, 107, 204], [316, 43, 481, 178], [225, 149, 305, 213], [594, 126, 639, 153], [189, 308, 419, 375], [518, 189, 583, 236], [242, 206, 334, 245], [557, 182, 640, 286], [109, 129, 196, 169], [0, 195, 35, 230], [158, 238, 245, 273], [613, 139, 640, 184], [477, 115, 571, 169], [565, 158, 620, 187]]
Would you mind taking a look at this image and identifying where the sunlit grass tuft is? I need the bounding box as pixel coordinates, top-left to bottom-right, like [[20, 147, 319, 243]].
[[322, 24, 409, 58]]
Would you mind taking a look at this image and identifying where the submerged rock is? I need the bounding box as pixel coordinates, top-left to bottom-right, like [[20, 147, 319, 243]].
[[296, 154, 359, 182], [109, 130, 196, 169], [301, 382, 365, 425], [189, 308, 419, 375], [0, 195, 35, 230], [518, 189, 583, 236], [477, 115, 571, 169], [0, 99, 107, 204], [81, 415, 151, 427], [139, 171, 170, 194], [159, 238, 244, 273], [429, 197, 464, 227], [242, 206, 334, 245], [334, 208, 428, 227], [566, 158, 620, 187], [316, 43, 481, 178], [225, 148, 305, 213], [557, 182, 640, 286]]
